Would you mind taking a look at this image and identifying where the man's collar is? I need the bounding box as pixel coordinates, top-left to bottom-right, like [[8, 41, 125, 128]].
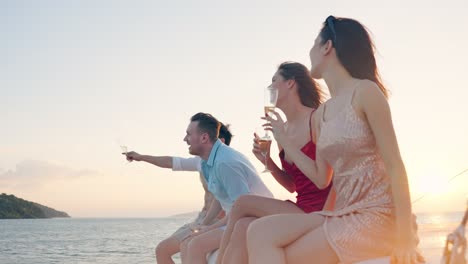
[[206, 139, 222, 166]]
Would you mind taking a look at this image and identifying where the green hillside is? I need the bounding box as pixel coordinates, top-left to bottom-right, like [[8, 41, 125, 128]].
[[0, 193, 70, 219]]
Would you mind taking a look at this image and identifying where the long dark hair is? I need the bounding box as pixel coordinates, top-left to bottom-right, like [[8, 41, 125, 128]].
[[278, 62, 324, 109], [320, 16, 388, 97], [218, 123, 232, 146]]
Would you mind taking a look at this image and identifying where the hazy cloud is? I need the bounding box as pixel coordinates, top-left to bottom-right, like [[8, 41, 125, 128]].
[[0, 160, 99, 189]]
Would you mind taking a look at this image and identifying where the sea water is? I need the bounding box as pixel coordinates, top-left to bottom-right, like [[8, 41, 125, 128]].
[[0, 212, 465, 264]]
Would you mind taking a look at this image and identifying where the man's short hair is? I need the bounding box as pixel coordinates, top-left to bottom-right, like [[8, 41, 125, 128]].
[[190, 112, 220, 143], [219, 123, 233, 146]]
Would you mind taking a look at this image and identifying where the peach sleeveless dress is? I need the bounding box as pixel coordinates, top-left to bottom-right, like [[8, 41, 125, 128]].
[[315, 86, 397, 263]]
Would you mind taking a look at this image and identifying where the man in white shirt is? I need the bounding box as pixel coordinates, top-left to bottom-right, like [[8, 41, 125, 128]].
[[124, 123, 232, 264], [178, 113, 273, 264]]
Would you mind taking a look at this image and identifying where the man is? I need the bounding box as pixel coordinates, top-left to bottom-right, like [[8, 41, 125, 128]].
[[179, 113, 273, 264], [124, 123, 232, 264]]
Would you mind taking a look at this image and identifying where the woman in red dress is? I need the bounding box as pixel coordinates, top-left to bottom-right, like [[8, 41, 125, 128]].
[[214, 62, 333, 264]]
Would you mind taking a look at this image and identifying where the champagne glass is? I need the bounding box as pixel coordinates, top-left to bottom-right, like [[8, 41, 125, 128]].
[[120, 145, 132, 163], [256, 130, 272, 173], [257, 86, 278, 173], [264, 85, 278, 137]]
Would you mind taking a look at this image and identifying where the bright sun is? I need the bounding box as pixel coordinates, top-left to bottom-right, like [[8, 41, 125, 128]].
[[417, 175, 451, 195]]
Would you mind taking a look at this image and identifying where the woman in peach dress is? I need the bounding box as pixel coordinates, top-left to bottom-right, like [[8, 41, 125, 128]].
[[246, 16, 424, 264]]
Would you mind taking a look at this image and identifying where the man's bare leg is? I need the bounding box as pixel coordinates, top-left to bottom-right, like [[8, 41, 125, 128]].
[[155, 236, 181, 264]]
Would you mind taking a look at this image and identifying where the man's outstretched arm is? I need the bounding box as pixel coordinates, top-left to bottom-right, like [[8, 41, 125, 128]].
[[124, 151, 173, 168]]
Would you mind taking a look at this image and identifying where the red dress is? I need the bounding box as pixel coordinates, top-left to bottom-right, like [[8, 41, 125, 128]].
[[279, 114, 332, 213]]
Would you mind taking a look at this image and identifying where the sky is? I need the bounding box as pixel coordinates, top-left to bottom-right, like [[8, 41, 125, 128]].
[[1, 0, 467, 217]]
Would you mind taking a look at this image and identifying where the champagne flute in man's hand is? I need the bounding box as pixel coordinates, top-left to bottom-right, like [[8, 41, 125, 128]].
[[120, 145, 133, 163]]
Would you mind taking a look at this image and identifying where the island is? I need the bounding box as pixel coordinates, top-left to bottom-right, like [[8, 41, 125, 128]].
[[0, 193, 70, 219]]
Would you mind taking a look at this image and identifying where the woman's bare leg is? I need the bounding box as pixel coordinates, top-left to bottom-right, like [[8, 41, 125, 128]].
[[179, 237, 191, 263], [216, 195, 303, 263], [221, 217, 255, 264], [285, 225, 338, 264], [247, 213, 333, 264], [185, 228, 224, 264]]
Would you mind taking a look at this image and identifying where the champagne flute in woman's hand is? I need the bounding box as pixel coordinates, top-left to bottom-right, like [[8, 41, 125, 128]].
[[256, 86, 278, 173], [264, 86, 278, 137], [255, 128, 272, 173]]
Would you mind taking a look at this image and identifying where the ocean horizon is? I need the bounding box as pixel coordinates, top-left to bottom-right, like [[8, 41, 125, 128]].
[[0, 211, 465, 264]]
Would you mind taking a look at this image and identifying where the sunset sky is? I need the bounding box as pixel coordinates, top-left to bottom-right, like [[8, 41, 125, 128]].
[[2, 0, 467, 217]]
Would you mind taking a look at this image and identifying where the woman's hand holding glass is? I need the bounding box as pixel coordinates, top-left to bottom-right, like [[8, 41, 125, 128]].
[[252, 132, 272, 165], [254, 128, 273, 173], [254, 85, 279, 173], [262, 110, 287, 145]]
